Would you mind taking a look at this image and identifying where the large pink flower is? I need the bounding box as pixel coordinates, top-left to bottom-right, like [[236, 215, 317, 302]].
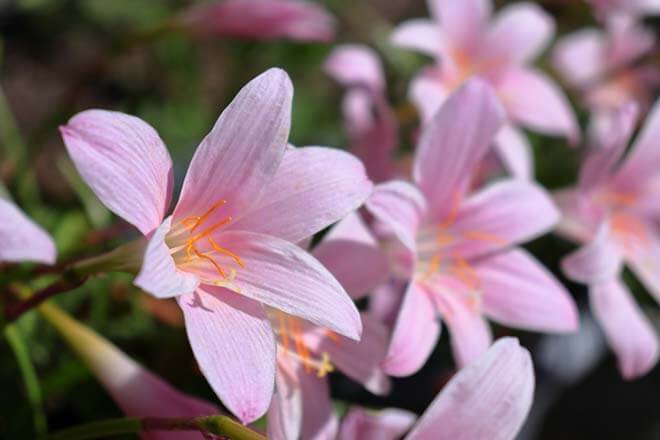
[[178, 0, 335, 42], [553, 16, 660, 141], [367, 79, 578, 376], [556, 101, 660, 379], [0, 197, 55, 264], [324, 45, 399, 183], [60, 68, 372, 423], [391, 0, 579, 179], [266, 213, 390, 439], [338, 337, 534, 440]]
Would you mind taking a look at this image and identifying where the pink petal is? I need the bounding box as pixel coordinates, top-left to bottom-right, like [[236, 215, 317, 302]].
[[497, 67, 580, 144], [229, 146, 372, 244], [199, 231, 362, 340], [134, 217, 200, 299], [178, 0, 335, 42], [0, 198, 56, 264], [306, 313, 391, 395], [178, 288, 276, 424], [552, 28, 606, 86], [434, 288, 492, 368], [475, 248, 579, 332], [382, 282, 441, 377], [624, 224, 660, 305], [324, 45, 385, 92], [407, 337, 534, 440], [614, 97, 660, 188], [60, 110, 173, 236], [482, 3, 555, 65], [297, 367, 339, 439], [413, 78, 505, 220], [390, 19, 443, 58], [368, 281, 406, 329], [312, 213, 389, 299], [174, 69, 292, 224], [409, 68, 451, 124], [338, 407, 417, 440], [452, 180, 559, 260], [494, 124, 534, 180], [590, 279, 659, 379], [561, 221, 622, 284], [268, 362, 302, 440], [428, 0, 491, 54], [366, 180, 427, 254]]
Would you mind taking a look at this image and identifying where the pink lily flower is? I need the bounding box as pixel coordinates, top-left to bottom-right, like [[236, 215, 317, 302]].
[[553, 16, 660, 141], [0, 197, 56, 264], [586, 0, 660, 20], [324, 45, 399, 183], [41, 303, 220, 440], [178, 0, 335, 43], [60, 68, 372, 423], [338, 337, 534, 440], [390, 0, 580, 180], [267, 213, 391, 439], [556, 101, 660, 379], [366, 79, 578, 376]]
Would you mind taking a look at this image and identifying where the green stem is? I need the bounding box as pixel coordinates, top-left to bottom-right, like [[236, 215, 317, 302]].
[[40, 415, 266, 440], [4, 324, 47, 435]]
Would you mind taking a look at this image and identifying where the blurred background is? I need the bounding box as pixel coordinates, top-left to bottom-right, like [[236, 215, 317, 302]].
[[1, 0, 659, 438]]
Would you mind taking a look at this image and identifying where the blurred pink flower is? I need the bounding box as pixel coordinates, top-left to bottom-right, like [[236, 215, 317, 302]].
[[586, 0, 660, 20], [324, 45, 399, 183], [60, 68, 373, 423], [391, 0, 579, 179], [553, 16, 660, 141], [41, 303, 219, 440], [178, 0, 335, 42], [0, 197, 56, 264], [556, 102, 660, 379], [267, 213, 391, 439], [339, 337, 534, 440], [367, 79, 578, 376]]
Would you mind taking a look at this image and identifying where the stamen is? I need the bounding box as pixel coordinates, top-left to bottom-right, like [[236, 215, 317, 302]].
[[207, 236, 245, 267], [463, 231, 507, 246], [193, 250, 227, 278], [316, 352, 335, 378], [278, 312, 290, 357], [189, 200, 227, 233], [324, 330, 340, 343], [439, 191, 461, 229]]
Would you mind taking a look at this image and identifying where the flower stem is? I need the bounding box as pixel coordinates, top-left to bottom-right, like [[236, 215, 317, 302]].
[[40, 415, 266, 440]]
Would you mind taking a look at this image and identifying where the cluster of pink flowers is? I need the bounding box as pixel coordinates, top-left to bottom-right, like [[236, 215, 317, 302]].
[[3, 0, 659, 438]]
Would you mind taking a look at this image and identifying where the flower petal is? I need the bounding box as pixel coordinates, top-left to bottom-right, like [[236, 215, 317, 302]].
[[623, 223, 660, 305], [306, 313, 391, 395], [561, 221, 622, 284], [174, 68, 292, 223], [475, 248, 579, 332], [178, 288, 276, 424], [494, 124, 534, 180], [198, 231, 362, 340], [590, 279, 659, 379], [407, 337, 534, 440], [497, 67, 580, 144], [297, 368, 339, 440], [60, 110, 173, 236], [338, 407, 417, 440], [390, 19, 443, 58], [434, 287, 492, 368], [552, 28, 606, 86], [268, 362, 302, 440], [409, 68, 451, 124], [382, 282, 441, 377], [414, 78, 505, 220], [482, 3, 554, 65], [428, 0, 491, 53], [312, 213, 389, 299], [451, 180, 560, 260], [0, 198, 56, 264], [135, 217, 200, 299], [229, 146, 372, 244], [366, 180, 427, 254], [324, 44, 385, 92]]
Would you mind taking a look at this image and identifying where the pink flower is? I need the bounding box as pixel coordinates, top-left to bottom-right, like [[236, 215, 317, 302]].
[[338, 337, 534, 440], [556, 101, 660, 379], [0, 197, 56, 264], [366, 79, 578, 376], [324, 45, 399, 183], [391, 0, 579, 179], [586, 0, 660, 20], [60, 68, 373, 423], [553, 16, 660, 141], [267, 213, 391, 439], [178, 0, 335, 42], [41, 303, 219, 440]]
